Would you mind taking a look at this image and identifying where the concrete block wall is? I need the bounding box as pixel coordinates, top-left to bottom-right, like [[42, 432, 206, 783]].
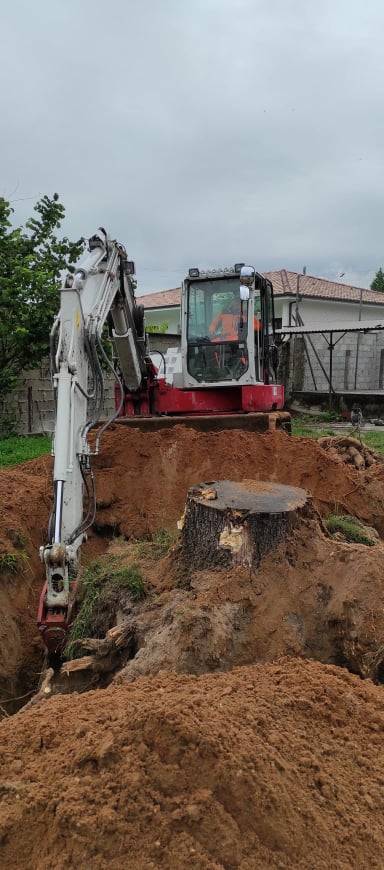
[[4, 330, 383, 434], [297, 331, 384, 393], [0, 334, 182, 436], [147, 333, 180, 356], [0, 360, 116, 435]]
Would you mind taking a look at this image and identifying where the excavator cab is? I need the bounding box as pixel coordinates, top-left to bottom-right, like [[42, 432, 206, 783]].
[[181, 266, 276, 390]]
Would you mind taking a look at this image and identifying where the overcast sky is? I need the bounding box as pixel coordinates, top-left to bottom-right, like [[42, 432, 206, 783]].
[[1, 0, 384, 292]]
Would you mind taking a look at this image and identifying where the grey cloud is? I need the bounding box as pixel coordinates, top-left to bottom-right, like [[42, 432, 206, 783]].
[[1, 0, 384, 291]]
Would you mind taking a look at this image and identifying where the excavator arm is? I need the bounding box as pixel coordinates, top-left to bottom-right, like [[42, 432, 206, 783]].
[[38, 228, 150, 654]]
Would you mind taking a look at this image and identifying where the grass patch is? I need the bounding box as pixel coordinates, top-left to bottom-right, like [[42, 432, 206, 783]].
[[292, 422, 336, 439], [360, 432, 384, 455], [0, 435, 51, 468], [65, 556, 145, 659], [134, 528, 176, 560], [294, 411, 341, 424], [291, 421, 384, 455], [325, 514, 375, 546], [0, 551, 28, 575]]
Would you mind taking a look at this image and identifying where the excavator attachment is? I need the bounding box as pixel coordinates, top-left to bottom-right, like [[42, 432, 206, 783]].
[[37, 580, 78, 656]]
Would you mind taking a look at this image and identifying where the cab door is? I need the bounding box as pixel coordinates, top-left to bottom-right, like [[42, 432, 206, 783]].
[[260, 279, 276, 385]]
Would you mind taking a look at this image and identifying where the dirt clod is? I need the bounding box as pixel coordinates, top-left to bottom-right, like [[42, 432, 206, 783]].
[[2, 425, 384, 866], [318, 434, 384, 470], [1, 659, 384, 869]]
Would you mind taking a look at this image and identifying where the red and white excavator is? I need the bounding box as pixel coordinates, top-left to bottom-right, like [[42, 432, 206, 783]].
[[38, 228, 288, 654]]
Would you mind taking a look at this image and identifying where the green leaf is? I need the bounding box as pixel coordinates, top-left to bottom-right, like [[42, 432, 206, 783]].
[[0, 193, 84, 400]]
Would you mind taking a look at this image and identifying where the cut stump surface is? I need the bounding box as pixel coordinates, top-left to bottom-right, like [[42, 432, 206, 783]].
[[181, 479, 308, 571]]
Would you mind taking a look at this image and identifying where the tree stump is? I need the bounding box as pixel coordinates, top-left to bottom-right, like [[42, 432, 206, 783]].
[[181, 479, 308, 571]]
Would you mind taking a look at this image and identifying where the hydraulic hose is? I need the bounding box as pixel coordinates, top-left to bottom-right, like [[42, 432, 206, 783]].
[[94, 333, 125, 455], [150, 349, 167, 379]]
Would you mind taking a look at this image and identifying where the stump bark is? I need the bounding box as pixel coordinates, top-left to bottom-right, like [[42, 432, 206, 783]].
[[181, 479, 308, 571]]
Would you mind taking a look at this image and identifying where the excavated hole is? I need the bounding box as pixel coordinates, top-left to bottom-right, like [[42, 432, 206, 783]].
[[330, 651, 361, 677], [92, 522, 122, 538], [5, 512, 384, 713], [374, 660, 384, 685], [1, 648, 46, 717], [0, 524, 120, 718], [3, 426, 384, 712]]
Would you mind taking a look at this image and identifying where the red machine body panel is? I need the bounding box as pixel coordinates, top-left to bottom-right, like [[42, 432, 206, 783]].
[[37, 580, 78, 655], [117, 380, 285, 418]]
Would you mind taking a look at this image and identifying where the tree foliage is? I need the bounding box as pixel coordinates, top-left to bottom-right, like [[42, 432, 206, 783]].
[[370, 267, 384, 292], [146, 321, 169, 334], [0, 193, 83, 398]]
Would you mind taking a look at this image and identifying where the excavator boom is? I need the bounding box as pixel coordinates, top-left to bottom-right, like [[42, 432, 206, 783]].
[[38, 229, 151, 653]]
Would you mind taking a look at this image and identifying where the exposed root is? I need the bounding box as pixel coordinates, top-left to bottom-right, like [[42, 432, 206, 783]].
[[318, 435, 384, 470]]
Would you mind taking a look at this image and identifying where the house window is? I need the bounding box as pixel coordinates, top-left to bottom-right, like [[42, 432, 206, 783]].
[[274, 317, 282, 330], [379, 349, 384, 389], [344, 349, 351, 390]]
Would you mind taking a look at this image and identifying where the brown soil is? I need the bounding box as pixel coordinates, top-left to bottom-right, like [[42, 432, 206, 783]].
[[1, 658, 384, 869], [2, 428, 384, 865], [0, 456, 102, 706], [92, 425, 384, 537], [2, 426, 384, 557], [1, 425, 384, 705], [0, 458, 51, 704], [93, 504, 383, 685]]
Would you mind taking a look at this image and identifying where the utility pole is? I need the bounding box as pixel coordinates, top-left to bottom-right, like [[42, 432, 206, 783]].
[[295, 267, 306, 322], [354, 287, 363, 390], [295, 272, 300, 324]]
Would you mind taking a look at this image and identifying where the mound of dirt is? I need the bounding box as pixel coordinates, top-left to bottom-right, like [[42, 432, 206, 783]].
[[2, 426, 384, 558], [92, 425, 384, 538], [1, 658, 384, 869], [2, 425, 384, 705], [49, 495, 384, 697], [64, 503, 381, 686]]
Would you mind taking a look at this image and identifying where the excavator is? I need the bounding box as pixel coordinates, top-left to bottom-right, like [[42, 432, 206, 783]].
[[37, 228, 288, 654]]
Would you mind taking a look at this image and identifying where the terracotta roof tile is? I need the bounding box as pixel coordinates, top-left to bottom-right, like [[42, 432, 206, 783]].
[[263, 270, 384, 304], [137, 287, 181, 308], [137, 272, 384, 308]]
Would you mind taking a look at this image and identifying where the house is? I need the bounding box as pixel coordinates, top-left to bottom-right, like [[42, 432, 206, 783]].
[[138, 270, 384, 332], [137, 272, 384, 398], [137, 287, 182, 336]]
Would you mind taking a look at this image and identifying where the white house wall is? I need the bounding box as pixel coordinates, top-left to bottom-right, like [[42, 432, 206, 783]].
[[142, 297, 384, 394], [275, 297, 384, 394], [278, 297, 384, 327], [144, 307, 180, 334]]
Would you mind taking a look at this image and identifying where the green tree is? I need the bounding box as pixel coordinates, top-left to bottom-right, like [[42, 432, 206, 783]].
[[146, 321, 169, 334], [370, 267, 384, 292], [0, 193, 83, 399]]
